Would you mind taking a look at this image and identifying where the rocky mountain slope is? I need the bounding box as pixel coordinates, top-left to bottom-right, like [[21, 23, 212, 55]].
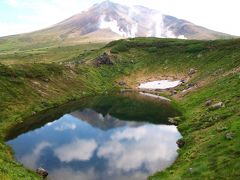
[[0, 1, 234, 52], [53, 0, 231, 40]]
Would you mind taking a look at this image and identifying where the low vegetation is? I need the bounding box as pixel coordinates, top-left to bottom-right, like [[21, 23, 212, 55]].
[[0, 37, 239, 179], [0, 43, 105, 64]]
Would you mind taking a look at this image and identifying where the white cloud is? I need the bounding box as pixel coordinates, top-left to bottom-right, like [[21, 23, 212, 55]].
[[0, 0, 96, 37], [54, 139, 97, 162], [0, 22, 40, 36], [7, 0, 18, 7]]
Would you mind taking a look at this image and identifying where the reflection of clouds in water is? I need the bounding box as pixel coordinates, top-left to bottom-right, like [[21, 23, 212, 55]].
[[112, 126, 147, 141], [54, 122, 77, 131], [10, 109, 181, 180], [50, 167, 148, 180], [50, 168, 97, 180], [97, 125, 181, 173], [54, 139, 97, 162], [20, 141, 51, 169]]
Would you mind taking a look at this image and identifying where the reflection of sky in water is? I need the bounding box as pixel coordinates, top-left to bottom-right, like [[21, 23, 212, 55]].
[[7, 109, 181, 180]]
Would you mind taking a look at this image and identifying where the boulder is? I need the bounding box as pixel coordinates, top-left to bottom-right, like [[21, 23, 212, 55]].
[[225, 132, 235, 140], [210, 102, 224, 110], [171, 90, 177, 95], [188, 167, 193, 173], [118, 81, 126, 86], [188, 68, 197, 76], [168, 117, 181, 125], [176, 139, 185, 148], [187, 83, 195, 88], [180, 79, 185, 83], [36, 167, 48, 178], [205, 100, 212, 106], [96, 52, 113, 66]]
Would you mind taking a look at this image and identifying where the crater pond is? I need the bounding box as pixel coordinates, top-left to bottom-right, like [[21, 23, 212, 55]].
[[6, 93, 182, 180]]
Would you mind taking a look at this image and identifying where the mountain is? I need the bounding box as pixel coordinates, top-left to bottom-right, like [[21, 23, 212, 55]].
[[0, 1, 234, 51], [53, 0, 231, 40], [70, 109, 145, 131]]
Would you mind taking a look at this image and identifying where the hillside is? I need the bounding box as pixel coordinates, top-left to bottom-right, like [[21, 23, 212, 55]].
[[0, 38, 239, 179], [0, 1, 235, 52]]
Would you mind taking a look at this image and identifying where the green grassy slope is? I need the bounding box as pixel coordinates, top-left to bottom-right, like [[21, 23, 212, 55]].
[[0, 43, 105, 64], [0, 37, 239, 179]]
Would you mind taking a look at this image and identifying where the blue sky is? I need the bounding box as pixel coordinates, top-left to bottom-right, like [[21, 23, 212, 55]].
[[0, 0, 240, 37]]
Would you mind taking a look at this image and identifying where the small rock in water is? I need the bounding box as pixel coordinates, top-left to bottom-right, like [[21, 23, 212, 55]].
[[176, 139, 185, 148], [36, 167, 48, 178], [210, 102, 224, 110], [225, 132, 235, 140], [205, 100, 212, 106]]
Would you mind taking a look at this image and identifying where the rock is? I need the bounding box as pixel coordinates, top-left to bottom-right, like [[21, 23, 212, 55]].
[[216, 126, 228, 132], [187, 83, 195, 88], [188, 168, 193, 173], [170, 90, 177, 95], [118, 81, 126, 86], [210, 102, 224, 110], [168, 117, 181, 125], [182, 89, 187, 93], [197, 53, 203, 58], [168, 117, 178, 125], [180, 79, 185, 83], [205, 100, 212, 106], [188, 68, 197, 76], [225, 132, 235, 140], [43, 78, 49, 82], [176, 139, 185, 148], [96, 52, 113, 66], [36, 167, 48, 178]]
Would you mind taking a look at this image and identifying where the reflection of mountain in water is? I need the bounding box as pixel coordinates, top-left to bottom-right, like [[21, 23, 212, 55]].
[[71, 108, 146, 130]]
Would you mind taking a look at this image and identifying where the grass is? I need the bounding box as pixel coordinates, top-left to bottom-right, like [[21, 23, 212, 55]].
[[0, 43, 105, 64], [0, 37, 239, 179]]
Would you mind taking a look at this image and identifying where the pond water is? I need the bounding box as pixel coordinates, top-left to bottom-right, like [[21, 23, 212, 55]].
[[6, 93, 182, 180]]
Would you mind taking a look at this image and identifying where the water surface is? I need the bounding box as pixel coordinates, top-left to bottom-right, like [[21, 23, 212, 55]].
[[7, 93, 181, 180]]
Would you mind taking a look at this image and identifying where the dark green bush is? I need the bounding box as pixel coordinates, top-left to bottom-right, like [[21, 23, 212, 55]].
[[0, 63, 15, 76], [110, 43, 129, 53], [147, 47, 158, 53], [185, 43, 206, 53]]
